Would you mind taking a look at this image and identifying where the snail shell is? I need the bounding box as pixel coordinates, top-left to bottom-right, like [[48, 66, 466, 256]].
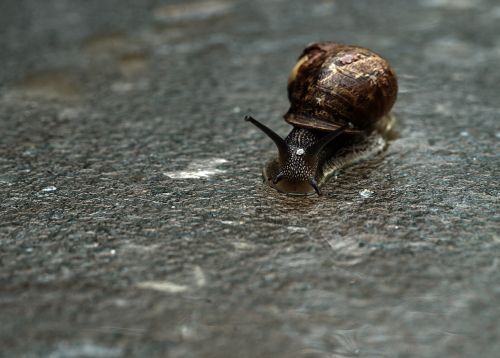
[[245, 42, 398, 196], [286, 42, 398, 132]]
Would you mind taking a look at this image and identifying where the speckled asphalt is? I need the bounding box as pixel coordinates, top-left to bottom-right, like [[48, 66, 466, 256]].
[[1, 0, 499, 357]]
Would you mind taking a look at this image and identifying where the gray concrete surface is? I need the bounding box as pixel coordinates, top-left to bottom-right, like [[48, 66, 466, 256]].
[[1, 0, 499, 357]]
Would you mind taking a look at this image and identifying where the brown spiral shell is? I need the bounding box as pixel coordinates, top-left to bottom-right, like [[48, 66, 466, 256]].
[[285, 42, 398, 132]]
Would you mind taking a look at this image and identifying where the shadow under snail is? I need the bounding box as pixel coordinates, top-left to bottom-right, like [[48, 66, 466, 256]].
[[245, 41, 398, 196]]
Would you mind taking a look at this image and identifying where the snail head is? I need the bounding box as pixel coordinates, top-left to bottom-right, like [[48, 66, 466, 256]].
[[245, 115, 349, 195]]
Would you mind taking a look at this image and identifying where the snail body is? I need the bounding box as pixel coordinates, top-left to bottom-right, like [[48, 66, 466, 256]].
[[246, 42, 398, 196]]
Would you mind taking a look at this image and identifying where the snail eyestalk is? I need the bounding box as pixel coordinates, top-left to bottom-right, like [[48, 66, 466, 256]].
[[245, 116, 288, 160], [308, 123, 351, 159]]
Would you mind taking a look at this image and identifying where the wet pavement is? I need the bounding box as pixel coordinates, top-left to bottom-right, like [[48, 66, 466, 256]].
[[1, 0, 499, 357]]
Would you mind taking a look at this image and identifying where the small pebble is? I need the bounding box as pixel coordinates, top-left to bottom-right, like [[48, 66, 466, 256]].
[[359, 189, 374, 198], [42, 186, 57, 192]]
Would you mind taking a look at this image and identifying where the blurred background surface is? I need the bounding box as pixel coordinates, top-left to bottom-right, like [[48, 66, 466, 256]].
[[0, 0, 499, 357]]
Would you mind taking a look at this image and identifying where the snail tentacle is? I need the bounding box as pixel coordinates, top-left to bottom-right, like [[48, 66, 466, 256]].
[[308, 123, 351, 159], [245, 116, 288, 160], [310, 178, 322, 196], [273, 172, 285, 184]]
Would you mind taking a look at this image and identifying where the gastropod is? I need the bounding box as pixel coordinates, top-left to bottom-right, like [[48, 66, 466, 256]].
[[245, 41, 398, 196]]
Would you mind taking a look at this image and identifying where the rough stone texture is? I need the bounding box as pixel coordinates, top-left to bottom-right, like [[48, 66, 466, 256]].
[[0, 0, 499, 357]]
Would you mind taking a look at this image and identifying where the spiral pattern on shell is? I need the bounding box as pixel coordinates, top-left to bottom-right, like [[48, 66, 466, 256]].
[[285, 42, 398, 132]]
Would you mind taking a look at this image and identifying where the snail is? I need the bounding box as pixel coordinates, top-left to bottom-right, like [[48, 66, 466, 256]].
[[245, 41, 398, 196]]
